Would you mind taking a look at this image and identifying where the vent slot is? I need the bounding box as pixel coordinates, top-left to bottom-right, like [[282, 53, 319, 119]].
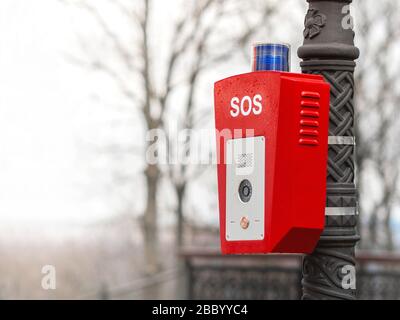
[[301, 91, 320, 99], [299, 138, 319, 146], [301, 100, 320, 109], [300, 119, 319, 127], [300, 110, 320, 118], [300, 129, 319, 137]]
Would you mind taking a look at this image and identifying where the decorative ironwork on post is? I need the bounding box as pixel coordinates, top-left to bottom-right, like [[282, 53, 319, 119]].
[[298, 0, 360, 300]]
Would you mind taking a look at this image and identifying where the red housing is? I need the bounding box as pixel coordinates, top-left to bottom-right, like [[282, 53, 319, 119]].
[[214, 71, 330, 254]]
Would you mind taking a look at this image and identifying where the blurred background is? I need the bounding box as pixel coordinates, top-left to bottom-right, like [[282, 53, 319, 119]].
[[0, 0, 400, 299]]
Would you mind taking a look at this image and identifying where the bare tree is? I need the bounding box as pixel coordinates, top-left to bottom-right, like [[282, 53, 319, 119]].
[[163, 1, 283, 249], [61, 0, 293, 272]]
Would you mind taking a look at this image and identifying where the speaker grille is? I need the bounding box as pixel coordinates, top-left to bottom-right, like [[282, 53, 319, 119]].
[[237, 153, 254, 169]]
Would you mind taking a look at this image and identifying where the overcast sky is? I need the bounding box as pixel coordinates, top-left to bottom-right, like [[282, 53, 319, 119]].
[[0, 1, 100, 227], [0, 0, 187, 230]]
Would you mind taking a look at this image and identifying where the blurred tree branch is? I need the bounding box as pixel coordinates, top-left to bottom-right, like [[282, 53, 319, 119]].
[[355, 0, 400, 250]]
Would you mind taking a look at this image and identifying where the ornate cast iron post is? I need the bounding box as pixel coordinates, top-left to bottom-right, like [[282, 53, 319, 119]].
[[298, 0, 360, 299]]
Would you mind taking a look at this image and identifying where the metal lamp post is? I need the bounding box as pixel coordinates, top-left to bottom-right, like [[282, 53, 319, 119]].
[[298, 0, 360, 299]]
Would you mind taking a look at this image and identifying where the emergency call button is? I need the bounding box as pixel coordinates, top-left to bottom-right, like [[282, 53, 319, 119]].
[[238, 179, 252, 203]]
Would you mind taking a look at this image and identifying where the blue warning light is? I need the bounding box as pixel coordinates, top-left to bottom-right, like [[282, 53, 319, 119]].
[[252, 43, 291, 72]]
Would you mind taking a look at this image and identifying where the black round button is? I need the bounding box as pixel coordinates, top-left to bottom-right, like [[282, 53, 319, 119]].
[[238, 179, 252, 203]]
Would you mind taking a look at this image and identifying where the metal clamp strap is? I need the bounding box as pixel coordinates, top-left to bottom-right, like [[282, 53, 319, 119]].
[[325, 207, 358, 216], [328, 136, 356, 146]]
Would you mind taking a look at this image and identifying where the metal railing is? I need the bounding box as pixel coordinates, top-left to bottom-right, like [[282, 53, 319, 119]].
[[181, 249, 400, 300]]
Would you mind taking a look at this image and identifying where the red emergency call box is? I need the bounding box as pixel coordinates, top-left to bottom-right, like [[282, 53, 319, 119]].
[[214, 71, 330, 254]]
